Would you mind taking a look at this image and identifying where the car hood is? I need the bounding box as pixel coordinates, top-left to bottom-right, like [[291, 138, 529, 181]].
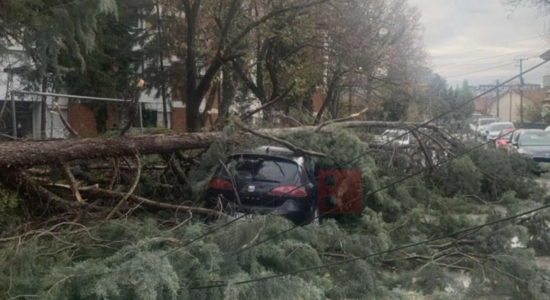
[[518, 146, 550, 156]]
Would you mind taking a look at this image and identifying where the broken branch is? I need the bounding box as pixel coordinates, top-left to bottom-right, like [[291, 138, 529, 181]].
[[60, 162, 85, 203], [54, 102, 80, 138], [314, 107, 369, 133], [105, 153, 141, 220], [230, 116, 328, 158]]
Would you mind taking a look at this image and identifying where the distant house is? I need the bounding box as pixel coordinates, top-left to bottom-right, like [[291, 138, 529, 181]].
[[485, 88, 547, 123], [475, 96, 492, 116]]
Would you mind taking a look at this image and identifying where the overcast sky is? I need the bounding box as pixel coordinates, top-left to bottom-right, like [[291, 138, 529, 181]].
[[409, 0, 550, 87]]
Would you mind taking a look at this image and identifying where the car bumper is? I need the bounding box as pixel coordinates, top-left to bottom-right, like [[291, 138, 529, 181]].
[[523, 156, 550, 173], [206, 192, 312, 224]]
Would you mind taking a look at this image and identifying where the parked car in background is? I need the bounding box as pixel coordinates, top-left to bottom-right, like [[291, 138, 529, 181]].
[[476, 117, 497, 138], [515, 131, 550, 174], [204, 146, 320, 225], [495, 128, 515, 150], [484, 122, 514, 142], [509, 129, 543, 151]]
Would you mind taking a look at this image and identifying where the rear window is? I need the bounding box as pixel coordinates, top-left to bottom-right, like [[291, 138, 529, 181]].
[[221, 156, 299, 181], [479, 119, 494, 126]]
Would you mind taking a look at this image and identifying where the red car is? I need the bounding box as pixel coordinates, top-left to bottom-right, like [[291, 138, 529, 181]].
[[495, 128, 515, 150]]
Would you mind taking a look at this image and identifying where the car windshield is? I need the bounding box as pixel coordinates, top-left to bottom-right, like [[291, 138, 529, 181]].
[[490, 123, 513, 132], [222, 156, 299, 181], [479, 119, 494, 126], [519, 132, 550, 146]]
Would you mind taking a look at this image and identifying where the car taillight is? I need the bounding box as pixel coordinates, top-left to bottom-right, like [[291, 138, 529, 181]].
[[269, 186, 308, 197], [209, 179, 233, 191]]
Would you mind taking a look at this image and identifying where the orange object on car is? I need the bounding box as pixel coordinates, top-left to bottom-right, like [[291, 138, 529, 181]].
[[495, 128, 515, 149]]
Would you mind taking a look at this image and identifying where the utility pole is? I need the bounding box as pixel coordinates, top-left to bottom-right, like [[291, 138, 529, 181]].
[[41, 76, 48, 139], [509, 88, 514, 122], [516, 58, 529, 124], [155, 0, 169, 129], [496, 80, 500, 118]]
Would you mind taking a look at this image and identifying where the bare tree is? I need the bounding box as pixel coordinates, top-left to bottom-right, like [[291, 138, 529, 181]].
[[179, 0, 329, 132]]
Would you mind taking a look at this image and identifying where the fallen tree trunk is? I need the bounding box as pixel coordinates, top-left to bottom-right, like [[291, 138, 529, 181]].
[[0, 132, 231, 168], [0, 121, 453, 168]]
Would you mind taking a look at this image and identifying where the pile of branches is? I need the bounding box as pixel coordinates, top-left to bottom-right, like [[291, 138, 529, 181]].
[[0, 113, 463, 236]]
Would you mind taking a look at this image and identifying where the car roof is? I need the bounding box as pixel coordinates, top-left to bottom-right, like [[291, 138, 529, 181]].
[[522, 130, 549, 135], [490, 122, 513, 126]]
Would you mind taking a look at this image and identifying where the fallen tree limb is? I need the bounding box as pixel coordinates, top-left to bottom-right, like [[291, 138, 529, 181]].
[[314, 107, 369, 133], [81, 188, 228, 218], [84, 164, 167, 171], [163, 153, 190, 186], [0, 121, 453, 167], [0, 169, 104, 212], [60, 162, 85, 203], [55, 102, 80, 138], [409, 126, 433, 170], [231, 116, 328, 158], [105, 153, 141, 220]]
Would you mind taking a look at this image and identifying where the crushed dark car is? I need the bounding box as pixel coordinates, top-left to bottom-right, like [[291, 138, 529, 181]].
[[204, 146, 320, 225]]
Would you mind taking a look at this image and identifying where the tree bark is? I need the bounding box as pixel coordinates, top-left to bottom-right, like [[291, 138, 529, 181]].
[[183, 0, 201, 132], [41, 76, 48, 139], [0, 121, 448, 168], [217, 65, 237, 126], [315, 71, 342, 125]]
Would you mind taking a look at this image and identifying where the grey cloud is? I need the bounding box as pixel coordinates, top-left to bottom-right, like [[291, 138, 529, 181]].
[[410, 0, 550, 86]]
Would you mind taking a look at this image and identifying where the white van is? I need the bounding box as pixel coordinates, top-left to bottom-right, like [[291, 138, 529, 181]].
[[476, 117, 497, 137]]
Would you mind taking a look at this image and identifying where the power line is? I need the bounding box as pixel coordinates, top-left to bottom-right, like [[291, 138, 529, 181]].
[[442, 62, 515, 79], [189, 200, 550, 290], [433, 44, 548, 79], [161, 54, 550, 258], [431, 41, 547, 68]]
